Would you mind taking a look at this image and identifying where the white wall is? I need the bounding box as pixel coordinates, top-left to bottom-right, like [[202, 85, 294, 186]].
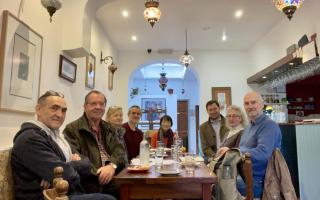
[[0, 0, 118, 148], [117, 50, 252, 152], [249, 0, 320, 73]]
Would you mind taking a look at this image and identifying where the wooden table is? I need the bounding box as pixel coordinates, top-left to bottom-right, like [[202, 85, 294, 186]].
[[114, 163, 217, 200]]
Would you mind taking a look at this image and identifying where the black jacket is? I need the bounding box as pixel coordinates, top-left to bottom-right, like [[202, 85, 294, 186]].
[[11, 122, 92, 200]]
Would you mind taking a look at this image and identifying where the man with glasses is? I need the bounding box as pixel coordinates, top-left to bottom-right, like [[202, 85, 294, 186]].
[[11, 90, 116, 200], [200, 100, 229, 162], [123, 105, 143, 161], [217, 92, 282, 199], [64, 90, 126, 197]]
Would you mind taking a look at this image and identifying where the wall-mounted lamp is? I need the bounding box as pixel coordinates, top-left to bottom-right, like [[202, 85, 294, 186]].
[[100, 52, 118, 90]]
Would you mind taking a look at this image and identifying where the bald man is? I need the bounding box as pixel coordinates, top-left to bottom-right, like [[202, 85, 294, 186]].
[[238, 92, 282, 198]]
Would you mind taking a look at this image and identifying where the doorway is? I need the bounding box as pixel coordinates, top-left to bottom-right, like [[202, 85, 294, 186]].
[[177, 100, 188, 150]]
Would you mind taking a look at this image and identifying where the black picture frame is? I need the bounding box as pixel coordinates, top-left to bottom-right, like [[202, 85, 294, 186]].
[[59, 55, 77, 83]]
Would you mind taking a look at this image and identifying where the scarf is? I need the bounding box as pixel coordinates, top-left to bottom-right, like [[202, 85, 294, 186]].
[[157, 128, 174, 148]]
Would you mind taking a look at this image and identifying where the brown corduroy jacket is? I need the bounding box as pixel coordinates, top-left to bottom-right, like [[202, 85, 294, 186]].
[[262, 149, 297, 200]]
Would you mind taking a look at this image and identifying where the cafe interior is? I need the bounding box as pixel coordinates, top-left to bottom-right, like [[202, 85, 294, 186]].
[[0, 0, 320, 199]]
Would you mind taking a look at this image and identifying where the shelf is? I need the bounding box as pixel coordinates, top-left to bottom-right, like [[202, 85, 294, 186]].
[[288, 101, 315, 103], [265, 103, 288, 105], [247, 34, 319, 85]]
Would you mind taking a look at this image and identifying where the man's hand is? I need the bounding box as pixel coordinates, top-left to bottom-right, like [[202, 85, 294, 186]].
[[97, 165, 115, 185], [40, 179, 51, 189], [71, 153, 81, 161], [216, 147, 229, 157]]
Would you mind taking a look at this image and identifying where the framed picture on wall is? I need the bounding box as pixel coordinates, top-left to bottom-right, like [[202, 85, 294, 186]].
[[0, 10, 43, 113], [59, 55, 77, 83], [211, 87, 232, 115], [86, 53, 96, 89], [141, 98, 166, 121]]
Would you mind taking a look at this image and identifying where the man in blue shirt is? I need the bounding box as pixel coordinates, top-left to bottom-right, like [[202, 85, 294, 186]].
[[238, 92, 282, 198]]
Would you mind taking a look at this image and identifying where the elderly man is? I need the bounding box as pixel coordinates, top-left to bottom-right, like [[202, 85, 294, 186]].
[[239, 92, 282, 198], [200, 100, 229, 162], [11, 90, 116, 200], [216, 92, 282, 198], [64, 90, 126, 197], [123, 105, 143, 161]]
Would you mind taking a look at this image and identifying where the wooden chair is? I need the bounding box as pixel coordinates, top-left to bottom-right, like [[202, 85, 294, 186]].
[[43, 167, 69, 200], [242, 153, 254, 200]]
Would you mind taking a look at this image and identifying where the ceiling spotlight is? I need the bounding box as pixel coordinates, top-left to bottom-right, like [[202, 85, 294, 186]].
[[131, 36, 137, 41], [143, 0, 161, 28], [222, 32, 227, 41], [234, 10, 243, 18], [122, 10, 129, 18]]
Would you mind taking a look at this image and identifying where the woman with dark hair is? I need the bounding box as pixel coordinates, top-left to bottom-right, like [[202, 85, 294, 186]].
[[151, 115, 175, 148]]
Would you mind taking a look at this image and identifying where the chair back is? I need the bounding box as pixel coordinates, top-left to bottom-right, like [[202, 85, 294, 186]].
[[0, 148, 14, 200], [242, 153, 253, 200], [43, 166, 69, 200]]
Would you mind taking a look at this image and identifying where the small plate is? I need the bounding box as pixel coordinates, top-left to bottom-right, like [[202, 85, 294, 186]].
[[127, 165, 150, 173], [159, 169, 181, 176], [180, 162, 201, 168]]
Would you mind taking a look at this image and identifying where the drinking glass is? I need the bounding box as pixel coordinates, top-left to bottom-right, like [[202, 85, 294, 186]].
[[184, 153, 196, 175], [155, 141, 164, 171]]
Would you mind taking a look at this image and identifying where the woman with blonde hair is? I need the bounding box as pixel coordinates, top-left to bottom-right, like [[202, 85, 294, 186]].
[[106, 106, 128, 164], [221, 105, 247, 148]]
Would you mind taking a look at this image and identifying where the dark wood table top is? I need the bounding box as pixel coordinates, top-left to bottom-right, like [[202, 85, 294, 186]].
[[115, 163, 217, 184]]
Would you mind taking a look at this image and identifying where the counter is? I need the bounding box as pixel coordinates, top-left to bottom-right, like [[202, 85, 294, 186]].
[[279, 123, 320, 200]]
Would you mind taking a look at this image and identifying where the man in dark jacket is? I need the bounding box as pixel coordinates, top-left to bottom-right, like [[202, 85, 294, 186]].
[[11, 90, 116, 200], [64, 90, 126, 197], [200, 100, 229, 162]]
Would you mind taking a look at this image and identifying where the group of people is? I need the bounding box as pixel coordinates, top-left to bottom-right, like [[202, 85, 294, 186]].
[[11, 90, 177, 200], [200, 91, 282, 199], [11, 89, 280, 199]]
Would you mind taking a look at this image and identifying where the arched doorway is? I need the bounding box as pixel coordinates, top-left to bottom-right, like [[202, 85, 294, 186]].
[[128, 60, 199, 153]]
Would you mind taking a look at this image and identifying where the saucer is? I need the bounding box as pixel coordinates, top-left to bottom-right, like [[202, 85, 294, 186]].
[[159, 169, 181, 176]]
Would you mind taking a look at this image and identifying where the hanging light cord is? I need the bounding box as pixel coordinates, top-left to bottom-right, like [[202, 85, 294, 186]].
[[185, 29, 188, 51], [18, 0, 25, 19]]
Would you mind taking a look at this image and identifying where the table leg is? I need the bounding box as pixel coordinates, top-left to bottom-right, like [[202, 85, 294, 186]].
[[202, 183, 212, 200], [120, 184, 130, 200]]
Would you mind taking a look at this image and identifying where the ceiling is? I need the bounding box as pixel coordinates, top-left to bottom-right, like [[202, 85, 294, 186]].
[[96, 0, 285, 52]]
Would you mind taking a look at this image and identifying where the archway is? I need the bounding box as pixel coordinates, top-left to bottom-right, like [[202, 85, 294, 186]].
[[128, 60, 200, 153]]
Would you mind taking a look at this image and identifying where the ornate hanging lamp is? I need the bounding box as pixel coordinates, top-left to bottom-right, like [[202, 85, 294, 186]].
[[41, 0, 62, 22], [143, 0, 161, 28], [158, 65, 168, 91], [273, 0, 304, 20], [180, 29, 194, 67]]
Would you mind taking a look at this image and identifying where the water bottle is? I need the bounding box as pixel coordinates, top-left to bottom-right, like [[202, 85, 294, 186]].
[[139, 132, 149, 165]]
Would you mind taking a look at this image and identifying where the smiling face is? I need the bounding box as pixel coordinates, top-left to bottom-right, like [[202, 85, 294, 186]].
[[206, 103, 220, 120], [243, 92, 264, 121], [128, 107, 141, 125], [36, 96, 67, 130], [226, 109, 242, 128], [161, 119, 172, 132], [108, 109, 123, 127], [84, 92, 106, 122]]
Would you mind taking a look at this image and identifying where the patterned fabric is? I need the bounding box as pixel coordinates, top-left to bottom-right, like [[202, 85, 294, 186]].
[[0, 148, 14, 200], [91, 128, 110, 166]]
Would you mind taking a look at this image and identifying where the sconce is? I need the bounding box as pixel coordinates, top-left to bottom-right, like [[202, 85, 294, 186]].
[[41, 0, 62, 22], [100, 52, 118, 90]]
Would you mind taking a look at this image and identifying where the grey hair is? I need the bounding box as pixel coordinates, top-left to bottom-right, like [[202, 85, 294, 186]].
[[226, 105, 247, 128]]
